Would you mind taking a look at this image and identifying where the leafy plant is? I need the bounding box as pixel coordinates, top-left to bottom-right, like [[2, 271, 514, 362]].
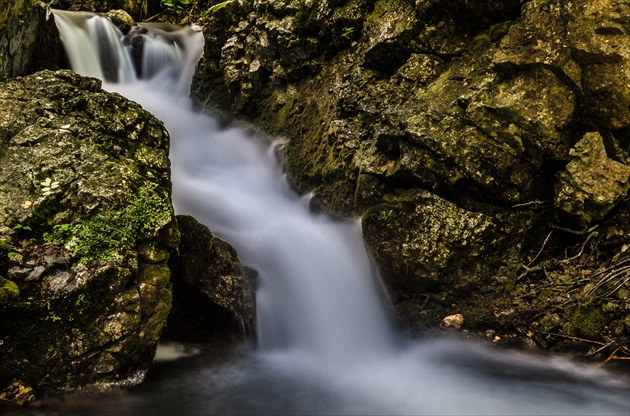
[[161, 0, 191, 14], [208, 0, 235, 13], [44, 223, 74, 244], [41, 177, 60, 196], [341, 26, 358, 47], [12, 224, 32, 231]]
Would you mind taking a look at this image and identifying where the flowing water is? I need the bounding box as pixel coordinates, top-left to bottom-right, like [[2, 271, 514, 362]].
[[19, 10, 629, 415]]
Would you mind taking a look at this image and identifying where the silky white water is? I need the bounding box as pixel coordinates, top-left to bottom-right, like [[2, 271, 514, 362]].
[[47, 10, 630, 415]]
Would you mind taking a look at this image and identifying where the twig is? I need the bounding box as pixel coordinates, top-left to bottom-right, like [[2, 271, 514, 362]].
[[550, 223, 599, 236], [512, 200, 552, 209], [586, 340, 615, 357], [145, 11, 165, 22], [534, 331, 607, 346], [559, 231, 597, 264], [527, 230, 554, 268]]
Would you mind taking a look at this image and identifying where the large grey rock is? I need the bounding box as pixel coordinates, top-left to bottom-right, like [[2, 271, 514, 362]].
[[0, 70, 177, 401]]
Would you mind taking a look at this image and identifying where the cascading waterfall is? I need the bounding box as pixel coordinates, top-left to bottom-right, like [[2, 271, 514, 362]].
[[48, 10, 629, 415]]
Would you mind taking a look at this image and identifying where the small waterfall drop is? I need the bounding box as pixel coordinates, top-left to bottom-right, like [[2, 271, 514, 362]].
[[48, 10, 629, 415]]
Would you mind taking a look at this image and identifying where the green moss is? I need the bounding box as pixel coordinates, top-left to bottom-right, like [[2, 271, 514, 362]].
[[70, 182, 172, 263], [0, 0, 35, 34], [0, 239, 14, 252], [292, 0, 319, 37], [566, 307, 606, 339], [0, 276, 20, 301]]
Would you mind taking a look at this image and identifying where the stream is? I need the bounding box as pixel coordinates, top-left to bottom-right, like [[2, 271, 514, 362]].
[[11, 10, 628, 415]]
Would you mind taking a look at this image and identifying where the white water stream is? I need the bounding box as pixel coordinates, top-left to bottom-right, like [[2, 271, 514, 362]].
[[46, 10, 629, 415]]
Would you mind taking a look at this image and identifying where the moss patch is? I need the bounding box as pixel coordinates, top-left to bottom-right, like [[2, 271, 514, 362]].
[[0, 276, 19, 301], [40, 182, 173, 264]]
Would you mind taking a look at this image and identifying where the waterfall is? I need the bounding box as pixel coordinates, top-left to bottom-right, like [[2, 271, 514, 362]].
[[49, 10, 629, 415]]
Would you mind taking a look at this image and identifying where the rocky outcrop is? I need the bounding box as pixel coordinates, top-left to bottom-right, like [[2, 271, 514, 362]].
[[191, 0, 630, 356], [0, 70, 177, 402], [0, 0, 60, 78], [167, 215, 255, 341]]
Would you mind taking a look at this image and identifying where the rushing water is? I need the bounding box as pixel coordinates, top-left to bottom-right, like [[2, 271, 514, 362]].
[[22, 10, 629, 415]]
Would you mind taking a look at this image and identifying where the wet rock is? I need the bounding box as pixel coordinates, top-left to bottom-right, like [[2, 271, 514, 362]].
[[0, 379, 35, 406], [555, 132, 630, 227], [108, 9, 135, 35], [167, 215, 255, 340], [122, 25, 149, 77], [0, 70, 176, 398], [0, 1, 60, 77], [362, 190, 532, 330], [191, 0, 630, 351]]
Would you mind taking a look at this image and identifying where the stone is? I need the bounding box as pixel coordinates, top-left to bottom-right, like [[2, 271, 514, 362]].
[[0, 70, 176, 397], [441, 314, 464, 330], [555, 132, 630, 227], [167, 215, 255, 340], [0, 1, 60, 78], [0, 379, 35, 406], [108, 9, 135, 35]]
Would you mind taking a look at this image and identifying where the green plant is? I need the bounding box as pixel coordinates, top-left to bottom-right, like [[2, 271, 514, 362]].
[[341, 26, 357, 47], [161, 0, 190, 14], [292, 0, 318, 37], [208, 0, 234, 13], [12, 224, 31, 231], [40, 177, 60, 196], [44, 223, 73, 244]]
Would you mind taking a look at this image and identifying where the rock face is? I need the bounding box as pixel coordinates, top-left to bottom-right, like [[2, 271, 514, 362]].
[[0, 70, 177, 400], [192, 0, 630, 354], [167, 215, 255, 340], [0, 0, 61, 77]]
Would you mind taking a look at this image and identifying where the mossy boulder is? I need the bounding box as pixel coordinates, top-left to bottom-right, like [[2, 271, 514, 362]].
[[0, 70, 177, 401], [362, 190, 534, 331]]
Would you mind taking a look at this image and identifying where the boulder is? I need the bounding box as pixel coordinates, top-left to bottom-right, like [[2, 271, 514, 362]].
[[0, 70, 177, 400], [167, 215, 255, 340], [0, 0, 60, 78], [362, 190, 532, 330], [555, 132, 630, 227]]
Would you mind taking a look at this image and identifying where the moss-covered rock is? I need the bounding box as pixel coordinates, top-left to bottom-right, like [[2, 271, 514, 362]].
[[555, 132, 630, 227], [362, 189, 533, 331], [0, 70, 177, 401]]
